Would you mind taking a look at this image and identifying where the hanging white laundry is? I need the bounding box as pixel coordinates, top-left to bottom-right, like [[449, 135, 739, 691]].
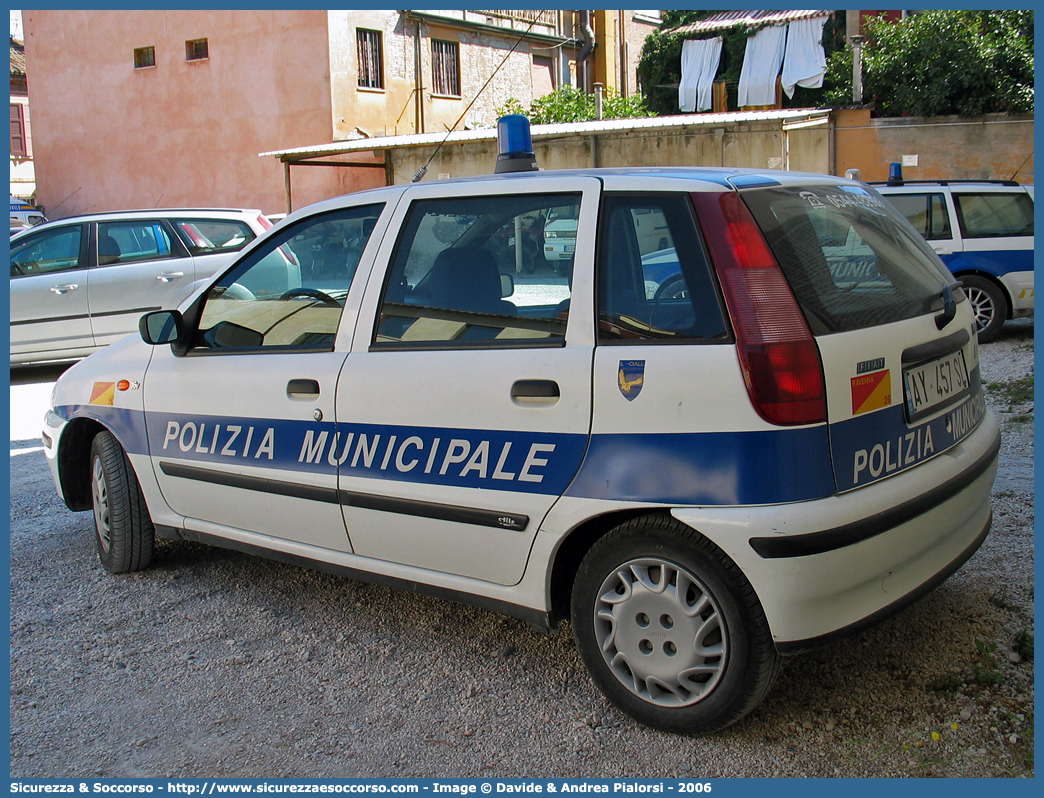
[[679, 36, 723, 113], [781, 16, 828, 98], [737, 24, 787, 107]]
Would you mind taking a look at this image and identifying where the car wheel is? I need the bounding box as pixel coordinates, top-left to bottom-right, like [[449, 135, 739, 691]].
[[571, 514, 781, 734], [652, 276, 689, 302], [90, 431, 155, 574], [961, 275, 1007, 343]]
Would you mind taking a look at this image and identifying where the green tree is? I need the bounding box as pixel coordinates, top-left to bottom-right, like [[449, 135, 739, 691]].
[[860, 10, 1033, 116]]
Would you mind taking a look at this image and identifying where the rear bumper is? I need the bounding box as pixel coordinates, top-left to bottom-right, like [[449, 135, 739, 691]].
[[672, 409, 1000, 646], [1000, 270, 1034, 316]]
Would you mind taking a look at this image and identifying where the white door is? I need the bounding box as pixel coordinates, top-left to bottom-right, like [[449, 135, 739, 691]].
[[88, 219, 200, 346], [10, 222, 94, 358], [143, 203, 390, 550], [335, 179, 601, 586]]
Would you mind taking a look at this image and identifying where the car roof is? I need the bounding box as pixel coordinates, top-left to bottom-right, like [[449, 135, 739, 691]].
[[24, 208, 265, 228], [873, 179, 1028, 190]]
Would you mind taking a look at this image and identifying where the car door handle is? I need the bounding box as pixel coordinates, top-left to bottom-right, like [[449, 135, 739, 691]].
[[511, 379, 560, 406], [156, 271, 185, 282], [287, 379, 321, 399], [49, 283, 79, 294]]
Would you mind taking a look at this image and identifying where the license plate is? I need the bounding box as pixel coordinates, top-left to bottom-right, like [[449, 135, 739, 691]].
[[565, 244, 575, 253], [903, 349, 971, 421]]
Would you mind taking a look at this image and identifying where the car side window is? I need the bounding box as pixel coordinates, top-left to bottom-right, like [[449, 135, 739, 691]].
[[173, 219, 256, 255], [193, 204, 384, 352], [953, 192, 1034, 238], [597, 193, 728, 342], [885, 192, 952, 240], [96, 221, 177, 266], [373, 193, 578, 348], [10, 225, 84, 277]]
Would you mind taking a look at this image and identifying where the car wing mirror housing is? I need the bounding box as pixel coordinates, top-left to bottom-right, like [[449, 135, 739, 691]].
[[139, 310, 185, 346]]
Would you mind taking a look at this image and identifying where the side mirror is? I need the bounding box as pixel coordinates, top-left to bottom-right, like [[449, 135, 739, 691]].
[[139, 310, 184, 345]]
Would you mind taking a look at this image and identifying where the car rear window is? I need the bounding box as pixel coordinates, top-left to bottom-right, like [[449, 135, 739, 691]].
[[740, 185, 956, 335]]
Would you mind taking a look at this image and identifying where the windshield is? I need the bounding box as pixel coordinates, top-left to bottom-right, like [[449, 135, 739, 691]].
[[741, 184, 956, 334]]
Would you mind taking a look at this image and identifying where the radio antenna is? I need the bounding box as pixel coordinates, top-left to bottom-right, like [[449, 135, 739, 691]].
[[412, 15, 540, 183]]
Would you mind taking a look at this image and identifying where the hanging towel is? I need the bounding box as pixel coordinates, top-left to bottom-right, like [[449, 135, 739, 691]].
[[737, 24, 787, 107], [679, 37, 723, 113], [781, 16, 828, 98]]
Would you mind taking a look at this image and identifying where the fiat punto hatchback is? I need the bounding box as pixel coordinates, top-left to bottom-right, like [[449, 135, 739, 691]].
[[43, 147, 999, 733]]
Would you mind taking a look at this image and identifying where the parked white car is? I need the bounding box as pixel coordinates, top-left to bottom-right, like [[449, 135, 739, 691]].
[[10, 208, 272, 364]]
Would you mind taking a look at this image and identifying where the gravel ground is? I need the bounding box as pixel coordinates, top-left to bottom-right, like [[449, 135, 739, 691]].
[[9, 321, 1034, 778]]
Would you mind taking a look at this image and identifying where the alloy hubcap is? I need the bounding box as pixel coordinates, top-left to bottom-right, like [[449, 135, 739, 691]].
[[964, 286, 995, 332]]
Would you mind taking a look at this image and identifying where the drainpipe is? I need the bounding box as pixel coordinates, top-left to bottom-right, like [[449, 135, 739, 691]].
[[618, 10, 627, 98], [578, 10, 596, 93], [412, 15, 425, 134]]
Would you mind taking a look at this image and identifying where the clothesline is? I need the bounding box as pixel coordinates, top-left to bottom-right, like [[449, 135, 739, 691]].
[[678, 16, 828, 113]]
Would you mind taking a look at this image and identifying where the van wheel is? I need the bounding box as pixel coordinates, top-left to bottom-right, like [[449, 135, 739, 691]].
[[90, 431, 155, 573], [571, 515, 780, 734], [961, 275, 1006, 343]]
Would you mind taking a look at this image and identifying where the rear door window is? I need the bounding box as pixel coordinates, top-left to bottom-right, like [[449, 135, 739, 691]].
[[597, 193, 728, 342], [884, 192, 953, 240], [374, 193, 577, 348], [97, 221, 177, 265], [953, 192, 1033, 238], [740, 185, 955, 334]]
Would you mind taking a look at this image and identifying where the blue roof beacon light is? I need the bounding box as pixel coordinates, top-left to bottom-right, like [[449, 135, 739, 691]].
[[887, 161, 903, 184], [494, 114, 539, 173]]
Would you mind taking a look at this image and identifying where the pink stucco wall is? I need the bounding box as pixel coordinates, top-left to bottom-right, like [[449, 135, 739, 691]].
[[23, 10, 386, 219]]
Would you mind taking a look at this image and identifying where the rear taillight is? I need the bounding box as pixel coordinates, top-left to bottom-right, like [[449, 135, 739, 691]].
[[257, 213, 273, 230], [691, 190, 826, 426]]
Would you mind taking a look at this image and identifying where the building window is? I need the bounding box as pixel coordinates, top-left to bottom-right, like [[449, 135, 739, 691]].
[[431, 39, 461, 97], [11, 103, 27, 156], [133, 46, 156, 69], [357, 29, 384, 89], [185, 38, 209, 62]]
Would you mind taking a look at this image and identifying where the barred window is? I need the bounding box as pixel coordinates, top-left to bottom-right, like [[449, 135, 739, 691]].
[[431, 39, 461, 97], [357, 29, 384, 89]]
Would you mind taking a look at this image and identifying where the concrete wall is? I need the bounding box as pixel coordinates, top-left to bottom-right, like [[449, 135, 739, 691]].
[[381, 111, 1032, 188], [23, 10, 384, 219], [835, 109, 1034, 183], [383, 118, 828, 185]]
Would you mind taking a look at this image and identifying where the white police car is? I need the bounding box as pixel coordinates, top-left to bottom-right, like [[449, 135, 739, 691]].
[[873, 166, 1034, 343], [43, 117, 999, 734]]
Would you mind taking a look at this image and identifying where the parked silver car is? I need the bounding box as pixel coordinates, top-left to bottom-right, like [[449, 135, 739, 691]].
[[10, 208, 272, 364]]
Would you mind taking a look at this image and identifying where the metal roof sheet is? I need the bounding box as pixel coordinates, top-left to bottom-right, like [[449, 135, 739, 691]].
[[670, 10, 831, 36], [259, 109, 824, 161]]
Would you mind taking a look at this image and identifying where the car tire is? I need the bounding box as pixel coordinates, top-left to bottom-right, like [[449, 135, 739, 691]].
[[90, 430, 155, 574], [571, 514, 781, 734], [652, 276, 689, 302], [961, 275, 1007, 343]]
